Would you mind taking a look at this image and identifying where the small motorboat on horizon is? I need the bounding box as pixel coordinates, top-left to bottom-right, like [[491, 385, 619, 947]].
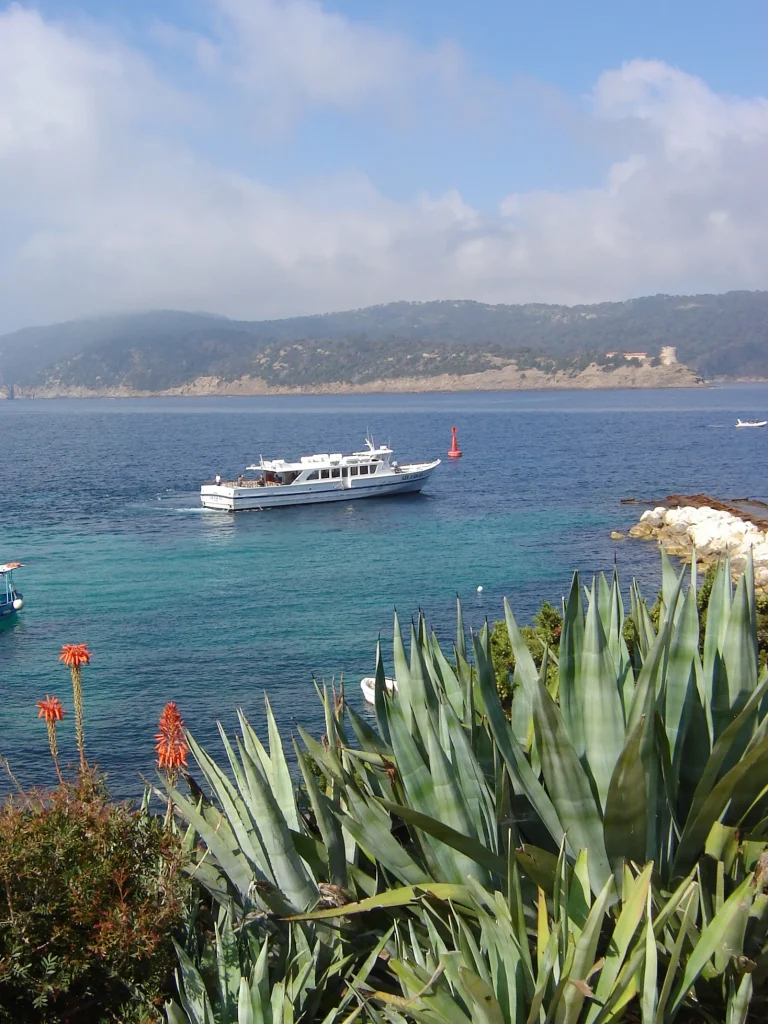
[[736, 418, 768, 428]]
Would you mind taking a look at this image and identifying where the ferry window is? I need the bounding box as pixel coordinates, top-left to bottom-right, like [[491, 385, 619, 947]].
[[369, 463, 377, 474], [305, 471, 319, 481], [350, 466, 358, 476], [331, 468, 341, 479], [320, 469, 330, 480], [342, 467, 349, 477], [359, 465, 368, 475]]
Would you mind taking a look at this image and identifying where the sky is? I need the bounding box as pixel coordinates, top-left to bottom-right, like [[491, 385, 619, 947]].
[[1, 0, 767, 332]]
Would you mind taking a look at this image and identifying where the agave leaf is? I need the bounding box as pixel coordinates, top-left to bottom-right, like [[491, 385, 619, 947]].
[[186, 732, 268, 877], [727, 972, 754, 1024], [409, 623, 440, 737], [371, 641, 393, 747], [237, 977, 254, 1024], [556, 873, 614, 1024], [514, 844, 559, 896], [265, 696, 300, 833], [456, 596, 467, 663], [703, 562, 731, 733], [559, 572, 586, 759], [219, 736, 318, 910], [167, 784, 256, 901], [531, 674, 612, 895], [423, 715, 489, 884], [386, 701, 456, 881], [592, 875, 698, 1024], [660, 547, 683, 623], [392, 611, 413, 730], [638, 887, 657, 1024], [664, 585, 701, 768], [296, 725, 345, 783], [525, 926, 558, 1024], [457, 966, 505, 1024], [295, 743, 347, 890], [721, 574, 759, 711], [602, 718, 648, 877], [473, 630, 565, 848], [432, 638, 465, 719], [340, 789, 429, 885], [581, 580, 625, 811], [586, 863, 653, 1024], [173, 941, 216, 1024], [165, 1001, 190, 1024], [378, 799, 505, 879], [288, 882, 472, 921], [669, 875, 756, 1015], [214, 910, 241, 1021], [441, 706, 497, 851]]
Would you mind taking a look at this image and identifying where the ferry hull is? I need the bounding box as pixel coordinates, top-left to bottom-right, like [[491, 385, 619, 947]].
[[201, 463, 438, 512]]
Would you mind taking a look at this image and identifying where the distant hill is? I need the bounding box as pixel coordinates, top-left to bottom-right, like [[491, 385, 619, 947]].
[[0, 291, 766, 394]]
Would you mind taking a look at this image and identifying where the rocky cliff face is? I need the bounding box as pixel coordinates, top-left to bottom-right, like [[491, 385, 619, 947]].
[[13, 359, 703, 398]]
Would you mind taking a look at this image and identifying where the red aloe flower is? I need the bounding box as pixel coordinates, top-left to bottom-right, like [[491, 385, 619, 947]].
[[37, 695, 67, 784], [59, 644, 91, 669], [37, 695, 66, 723], [60, 643, 91, 771], [155, 702, 188, 783]]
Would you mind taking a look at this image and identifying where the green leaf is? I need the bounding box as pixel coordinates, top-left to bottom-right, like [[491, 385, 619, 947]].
[[581, 581, 625, 811], [472, 630, 565, 849], [557, 870, 615, 1024], [294, 742, 347, 890], [663, 585, 701, 769], [669, 875, 756, 1015], [587, 863, 653, 1024], [641, 887, 657, 1024], [288, 882, 472, 920], [603, 716, 648, 878], [559, 572, 586, 759], [531, 673, 611, 894], [378, 799, 506, 878]]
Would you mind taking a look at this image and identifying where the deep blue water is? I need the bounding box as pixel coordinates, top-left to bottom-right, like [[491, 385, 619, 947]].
[[2, 385, 767, 797]]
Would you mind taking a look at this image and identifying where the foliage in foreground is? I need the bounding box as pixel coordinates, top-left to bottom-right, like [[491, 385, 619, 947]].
[[163, 551, 768, 1022], [0, 773, 187, 1024]]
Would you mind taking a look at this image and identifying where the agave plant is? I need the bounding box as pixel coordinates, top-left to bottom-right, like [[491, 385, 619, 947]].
[[165, 905, 394, 1024], [166, 553, 768, 1021]]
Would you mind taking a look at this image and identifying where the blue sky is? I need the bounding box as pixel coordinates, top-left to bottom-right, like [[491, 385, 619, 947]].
[[1, 0, 767, 330]]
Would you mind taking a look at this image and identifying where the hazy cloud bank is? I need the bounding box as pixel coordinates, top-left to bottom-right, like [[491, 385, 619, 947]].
[[1, 1, 767, 332]]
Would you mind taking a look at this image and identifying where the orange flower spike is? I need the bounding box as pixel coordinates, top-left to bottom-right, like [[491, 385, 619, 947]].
[[155, 702, 188, 777], [36, 695, 67, 784], [59, 643, 91, 669], [60, 643, 91, 771], [37, 695, 66, 723]]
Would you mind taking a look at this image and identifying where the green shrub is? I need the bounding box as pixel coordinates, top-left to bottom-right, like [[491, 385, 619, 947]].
[[0, 773, 186, 1024]]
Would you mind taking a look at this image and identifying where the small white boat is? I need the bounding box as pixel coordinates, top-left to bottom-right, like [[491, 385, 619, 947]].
[[201, 436, 440, 512], [360, 676, 398, 704], [0, 563, 24, 619], [736, 419, 767, 428]]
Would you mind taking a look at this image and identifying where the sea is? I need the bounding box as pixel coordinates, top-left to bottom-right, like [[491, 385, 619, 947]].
[[2, 385, 767, 798]]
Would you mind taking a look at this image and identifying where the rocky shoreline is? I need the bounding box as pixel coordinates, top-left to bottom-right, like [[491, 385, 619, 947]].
[[624, 497, 768, 589], [1, 360, 703, 399]]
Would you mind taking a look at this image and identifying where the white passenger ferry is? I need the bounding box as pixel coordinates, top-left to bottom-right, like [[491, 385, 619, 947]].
[[200, 437, 440, 511]]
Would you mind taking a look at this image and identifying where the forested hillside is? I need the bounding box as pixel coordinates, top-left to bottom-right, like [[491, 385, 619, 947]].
[[0, 290, 765, 392]]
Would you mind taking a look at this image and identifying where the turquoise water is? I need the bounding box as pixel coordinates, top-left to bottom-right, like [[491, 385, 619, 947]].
[[2, 386, 768, 796]]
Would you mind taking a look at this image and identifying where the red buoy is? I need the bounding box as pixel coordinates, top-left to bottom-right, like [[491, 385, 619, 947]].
[[448, 426, 463, 458]]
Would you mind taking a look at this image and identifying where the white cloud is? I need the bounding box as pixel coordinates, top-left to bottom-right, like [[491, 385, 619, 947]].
[[1, 5, 768, 332]]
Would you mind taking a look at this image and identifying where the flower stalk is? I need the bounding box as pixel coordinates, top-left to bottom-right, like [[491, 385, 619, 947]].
[[36, 695, 66, 784], [59, 644, 91, 771]]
